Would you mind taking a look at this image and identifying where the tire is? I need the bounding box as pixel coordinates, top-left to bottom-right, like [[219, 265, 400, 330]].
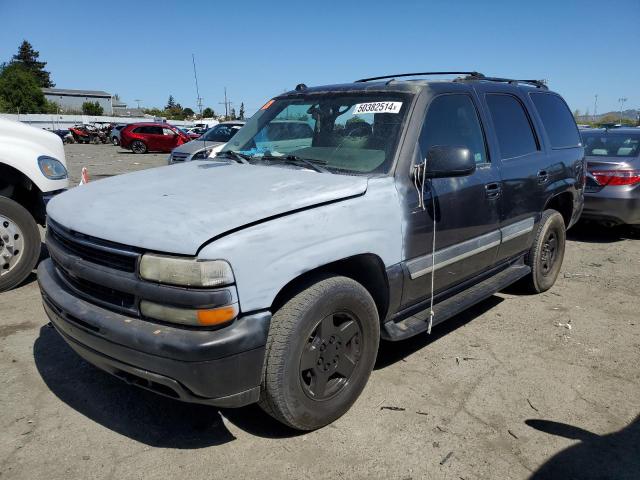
[[523, 209, 566, 293], [0, 197, 41, 292], [259, 276, 380, 430], [131, 140, 147, 154], [111, 136, 119, 146]]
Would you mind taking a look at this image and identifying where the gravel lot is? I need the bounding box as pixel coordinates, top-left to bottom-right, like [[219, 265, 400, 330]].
[[1, 143, 639, 480]]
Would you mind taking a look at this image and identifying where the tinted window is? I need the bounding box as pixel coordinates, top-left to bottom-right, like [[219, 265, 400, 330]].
[[581, 132, 640, 157], [203, 124, 243, 142], [486, 94, 538, 159], [133, 126, 162, 135], [531, 93, 580, 148], [418, 94, 488, 164]]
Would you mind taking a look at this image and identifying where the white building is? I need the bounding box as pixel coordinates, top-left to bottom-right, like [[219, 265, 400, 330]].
[[42, 88, 113, 115]]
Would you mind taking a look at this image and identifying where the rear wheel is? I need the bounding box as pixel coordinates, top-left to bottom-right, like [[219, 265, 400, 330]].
[[524, 209, 566, 293], [259, 276, 380, 430], [0, 197, 40, 292], [111, 136, 119, 146], [131, 140, 147, 154]]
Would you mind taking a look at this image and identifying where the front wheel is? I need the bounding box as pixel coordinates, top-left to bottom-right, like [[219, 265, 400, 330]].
[[131, 140, 147, 154], [259, 276, 380, 430], [0, 197, 41, 292], [111, 137, 119, 146], [523, 209, 566, 293]]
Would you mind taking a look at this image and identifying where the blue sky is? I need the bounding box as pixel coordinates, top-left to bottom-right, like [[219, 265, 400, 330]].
[[1, 0, 638, 116]]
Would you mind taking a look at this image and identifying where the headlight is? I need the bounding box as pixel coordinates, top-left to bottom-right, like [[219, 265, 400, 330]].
[[139, 254, 234, 287], [140, 301, 238, 327], [38, 156, 67, 180], [190, 148, 214, 161]]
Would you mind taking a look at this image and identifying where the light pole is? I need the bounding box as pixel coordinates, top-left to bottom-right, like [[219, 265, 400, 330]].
[[593, 94, 598, 122], [618, 97, 627, 125]]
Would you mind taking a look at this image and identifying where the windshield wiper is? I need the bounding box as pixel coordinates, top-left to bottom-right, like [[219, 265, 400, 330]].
[[215, 150, 251, 164], [259, 154, 329, 173]]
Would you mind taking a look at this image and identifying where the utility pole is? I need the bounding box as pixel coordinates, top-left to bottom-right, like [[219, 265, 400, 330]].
[[192, 54, 203, 117], [618, 97, 627, 124], [218, 87, 232, 118], [593, 94, 598, 122]]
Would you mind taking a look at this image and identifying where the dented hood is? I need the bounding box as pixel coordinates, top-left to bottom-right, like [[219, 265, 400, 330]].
[[47, 161, 368, 255]]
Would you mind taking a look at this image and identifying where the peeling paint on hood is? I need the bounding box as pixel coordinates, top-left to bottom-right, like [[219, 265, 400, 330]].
[[47, 161, 368, 255]]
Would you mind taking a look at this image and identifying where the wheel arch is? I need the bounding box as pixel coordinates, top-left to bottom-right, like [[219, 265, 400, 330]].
[[0, 163, 45, 225], [544, 191, 574, 227], [270, 253, 391, 325]]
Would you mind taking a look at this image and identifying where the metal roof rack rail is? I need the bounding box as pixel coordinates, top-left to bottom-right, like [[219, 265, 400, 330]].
[[354, 71, 483, 83], [461, 73, 548, 89]]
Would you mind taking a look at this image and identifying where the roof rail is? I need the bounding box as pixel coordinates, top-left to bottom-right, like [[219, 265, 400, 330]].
[[461, 73, 548, 89], [354, 71, 548, 89], [354, 71, 483, 83]]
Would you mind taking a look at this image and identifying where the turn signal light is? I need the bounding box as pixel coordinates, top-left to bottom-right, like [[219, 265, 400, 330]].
[[590, 170, 640, 186]]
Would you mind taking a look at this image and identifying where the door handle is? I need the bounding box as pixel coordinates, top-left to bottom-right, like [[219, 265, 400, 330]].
[[537, 170, 549, 184], [485, 182, 501, 199]]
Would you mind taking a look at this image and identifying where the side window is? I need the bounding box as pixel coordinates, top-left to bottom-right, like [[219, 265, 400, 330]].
[[530, 93, 581, 148], [418, 94, 488, 164], [486, 94, 538, 159], [149, 126, 163, 135], [163, 128, 176, 136], [132, 127, 144, 134]]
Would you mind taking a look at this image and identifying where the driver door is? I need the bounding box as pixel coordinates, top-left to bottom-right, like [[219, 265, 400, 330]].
[[402, 92, 502, 307]]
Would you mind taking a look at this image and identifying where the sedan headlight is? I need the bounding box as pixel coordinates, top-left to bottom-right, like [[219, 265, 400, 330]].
[[190, 147, 214, 161], [139, 254, 234, 287], [38, 156, 67, 180]]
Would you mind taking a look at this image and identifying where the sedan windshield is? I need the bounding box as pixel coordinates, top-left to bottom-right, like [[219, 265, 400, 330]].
[[202, 123, 243, 143], [581, 132, 640, 157], [221, 93, 411, 174]]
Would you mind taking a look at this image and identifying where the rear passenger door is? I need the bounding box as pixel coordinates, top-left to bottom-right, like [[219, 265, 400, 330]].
[[402, 92, 502, 307], [481, 91, 549, 261]]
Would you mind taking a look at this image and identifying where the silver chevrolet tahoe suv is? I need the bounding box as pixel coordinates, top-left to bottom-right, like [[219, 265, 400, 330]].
[[38, 72, 584, 430]]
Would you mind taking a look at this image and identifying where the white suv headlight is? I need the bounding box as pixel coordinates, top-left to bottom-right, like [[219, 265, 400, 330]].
[[38, 156, 68, 180], [139, 254, 234, 287]]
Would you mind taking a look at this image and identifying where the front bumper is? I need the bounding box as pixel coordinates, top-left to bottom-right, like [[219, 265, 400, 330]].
[[582, 189, 640, 225], [38, 259, 270, 407]]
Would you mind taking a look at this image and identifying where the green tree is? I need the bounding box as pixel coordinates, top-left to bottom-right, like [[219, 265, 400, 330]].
[[183, 107, 195, 117], [229, 107, 237, 120], [202, 107, 215, 118], [165, 95, 176, 110], [43, 100, 60, 114], [0, 62, 47, 113], [82, 101, 104, 115], [11, 40, 54, 88], [238, 102, 245, 120]]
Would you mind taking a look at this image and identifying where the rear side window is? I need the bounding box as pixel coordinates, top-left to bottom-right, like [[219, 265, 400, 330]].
[[486, 94, 538, 159], [418, 94, 488, 164], [530, 93, 580, 148]]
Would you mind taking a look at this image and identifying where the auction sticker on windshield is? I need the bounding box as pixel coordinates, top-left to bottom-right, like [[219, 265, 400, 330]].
[[353, 102, 403, 114]]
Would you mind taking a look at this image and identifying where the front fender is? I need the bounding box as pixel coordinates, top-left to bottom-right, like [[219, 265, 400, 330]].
[[0, 139, 68, 193], [198, 177, 403, 312]]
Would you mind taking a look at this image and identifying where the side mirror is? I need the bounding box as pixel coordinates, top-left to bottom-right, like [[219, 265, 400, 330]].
[[421, 145, 476, 178]]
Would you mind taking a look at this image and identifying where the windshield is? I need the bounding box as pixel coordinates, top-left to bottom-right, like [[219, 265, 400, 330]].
[[221, 93, 411, 174], [581, 132, 640, 157], [202, 123, 243, 142]]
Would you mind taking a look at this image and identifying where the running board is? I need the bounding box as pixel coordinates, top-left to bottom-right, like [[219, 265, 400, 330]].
[[383, 264, 531, 341]]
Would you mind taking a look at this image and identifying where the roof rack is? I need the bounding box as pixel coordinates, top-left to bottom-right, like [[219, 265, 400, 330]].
[[354, 71, 548, 89], [355, 71, 482, 83]]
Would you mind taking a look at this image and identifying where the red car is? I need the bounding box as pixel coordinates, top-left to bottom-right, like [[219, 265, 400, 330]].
[[120, 123, 190, 154]]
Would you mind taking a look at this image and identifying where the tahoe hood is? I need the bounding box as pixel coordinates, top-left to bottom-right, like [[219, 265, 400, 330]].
[[47, 161, 368, 255]]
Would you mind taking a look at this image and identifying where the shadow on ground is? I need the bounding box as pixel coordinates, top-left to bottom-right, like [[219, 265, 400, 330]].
[[33, 325, 298, 448], [527, 416, 640, 479], [568, 222, 639, 244]]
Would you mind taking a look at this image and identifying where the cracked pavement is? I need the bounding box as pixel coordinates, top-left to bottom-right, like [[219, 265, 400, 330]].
[[0, 144, 639, 479]]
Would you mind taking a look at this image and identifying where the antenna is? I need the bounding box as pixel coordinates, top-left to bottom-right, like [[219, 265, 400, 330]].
[[192, 54, 203, 117]]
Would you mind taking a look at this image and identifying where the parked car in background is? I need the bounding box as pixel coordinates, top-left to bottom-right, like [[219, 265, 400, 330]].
[[168, 121, 245, 164], [39, 72, 584, 430], [110, 124, 127, 145], [0, 117, 68, 291], [580, 128, 640, 229], [120, 123, 190, 153]]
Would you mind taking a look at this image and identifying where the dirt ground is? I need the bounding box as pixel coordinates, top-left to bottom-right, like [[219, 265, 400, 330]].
[[1, 143, 639, 480]]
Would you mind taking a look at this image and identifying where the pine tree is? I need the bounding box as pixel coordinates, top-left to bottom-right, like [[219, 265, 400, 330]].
[[11, 40, 54, 88], [165, 95, 176, 110], [239, 102, 245, 120], [230, 107, 237, 120], [202, 107, 215, 118]]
